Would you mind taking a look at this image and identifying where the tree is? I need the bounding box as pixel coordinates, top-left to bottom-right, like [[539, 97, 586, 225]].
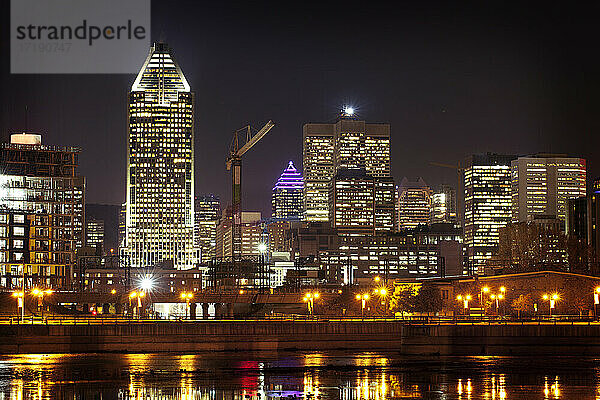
[[511, 294, 534, 318], [389, 284, 418, 315], [413, 284, 443, 314]]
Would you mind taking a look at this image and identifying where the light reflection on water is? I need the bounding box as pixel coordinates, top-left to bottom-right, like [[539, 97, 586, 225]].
[[0, 353, 599, 399]]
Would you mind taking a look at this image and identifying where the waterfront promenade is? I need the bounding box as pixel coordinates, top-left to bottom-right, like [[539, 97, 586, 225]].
[[2, 317, 600, 355]]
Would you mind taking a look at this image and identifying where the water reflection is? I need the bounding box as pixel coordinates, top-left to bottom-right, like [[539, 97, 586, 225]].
[[0, 353, 599, 399]]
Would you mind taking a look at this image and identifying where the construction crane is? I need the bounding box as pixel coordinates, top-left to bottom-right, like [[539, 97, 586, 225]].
[[226, 120, 275, 260]]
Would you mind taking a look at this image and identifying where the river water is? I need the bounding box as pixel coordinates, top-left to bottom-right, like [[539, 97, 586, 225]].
[[0, 352, 598, 399]]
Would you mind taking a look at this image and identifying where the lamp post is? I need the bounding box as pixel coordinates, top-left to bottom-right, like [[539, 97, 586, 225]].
[[480, 286, 490, 309], [258, 242, 268, 290], [355, 293, 370, 318], [34, 289, 52, 319], [543, 293, 559, 317], [456, 294, 471, 314], [490, 293, 504, 315], [129, 291, 140, 318], [12, 291, 24, 322], [594, 287, 600, 319], [373, 287, 389, 315], [303, 291, 320, 315], [180, 292, 193, 319]]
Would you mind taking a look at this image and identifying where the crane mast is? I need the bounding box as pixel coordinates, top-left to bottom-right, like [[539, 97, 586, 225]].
[[226, 120, 275, 260]]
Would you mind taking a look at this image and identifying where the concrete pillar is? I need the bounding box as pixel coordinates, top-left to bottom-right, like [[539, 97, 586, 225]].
[[226, 303, 234, 318], [202, 303, 210, 319], [214, 303, 223, 319], [190, 302, 197, 320]]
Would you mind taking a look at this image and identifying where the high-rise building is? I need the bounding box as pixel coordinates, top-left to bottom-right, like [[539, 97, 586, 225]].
[[430, 184, 457, 224], [303, 110, 391, 222], [567, 179, 600, 263], [195, 195, 221, 264], [122, 42, 198, 269], [464, 153, 516, 273], [511, 155, 586, 225], [86, 219, 105, 255], [272, 161, 303, 221], [397, 177, 432, 230], [216, 211, 265, 258], [118, 202, 126, 248], [0, 133, 85, 290]]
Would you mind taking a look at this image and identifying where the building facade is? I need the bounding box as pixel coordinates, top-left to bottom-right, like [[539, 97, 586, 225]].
[[86, 219, 104, 255], [216, 211, 265, 259], [303, 110, 391, 222], [0, 133, 85, 290], [430, 184, 457, 224], [397, 177, 432, 230], [123, 42, 198, 270], [464, 153, 516, 273], [195, 195, 221, 264], [511, 155, 586, 225], [272, 161, 303, 221]]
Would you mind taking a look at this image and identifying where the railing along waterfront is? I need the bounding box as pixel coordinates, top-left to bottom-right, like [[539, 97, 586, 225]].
[[1, 314, 598, 326]]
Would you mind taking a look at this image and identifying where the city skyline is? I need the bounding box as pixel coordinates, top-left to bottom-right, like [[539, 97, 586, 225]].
[[2, 2, 600, 217]]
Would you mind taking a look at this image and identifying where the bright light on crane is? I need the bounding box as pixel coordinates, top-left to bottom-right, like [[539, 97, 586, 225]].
[[344, 106, 354, 115]]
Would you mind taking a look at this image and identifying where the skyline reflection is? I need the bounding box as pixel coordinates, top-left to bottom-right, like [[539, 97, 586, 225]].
[[0, 353, 599, 399]]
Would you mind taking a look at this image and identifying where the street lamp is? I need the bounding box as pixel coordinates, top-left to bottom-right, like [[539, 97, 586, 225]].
[[456, 294, 471, 314], [543, 293, 559, 317], [12, 291, 24, 322], [258, 242, 268, 290], [355, 293, 370, 318], [373, 287, 389, 314], [180, 291, 193, 319], [480, 286, 490, 308], [31, 288, 52, 319], [594, 287, 600, 319], [303, 291, 320, 315]]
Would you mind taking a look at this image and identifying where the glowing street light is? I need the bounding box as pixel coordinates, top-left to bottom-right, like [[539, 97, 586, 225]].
[[344, 106, 354, 115], [542, 293, 559, 317], [180, 291, 194, 319], [31, 288, 52, 318], [303, 291, 320, 315], [456, 294, 471, 313], [594, 287, 600, 319], [257, 243, 268, 253], [356, 293, 370, 318], [12, 291, 24, 321]]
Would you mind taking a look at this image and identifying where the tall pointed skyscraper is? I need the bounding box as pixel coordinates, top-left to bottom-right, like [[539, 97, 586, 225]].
[[272, 161, 304, 220], [122, 42, 198, 269]]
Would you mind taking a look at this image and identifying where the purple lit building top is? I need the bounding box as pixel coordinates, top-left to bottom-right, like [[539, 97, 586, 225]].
[[272, 161, 303, 220], [273, 161, 304, 191]]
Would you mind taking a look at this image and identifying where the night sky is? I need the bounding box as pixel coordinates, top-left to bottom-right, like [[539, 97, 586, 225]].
[[1, 1, 599, 216]]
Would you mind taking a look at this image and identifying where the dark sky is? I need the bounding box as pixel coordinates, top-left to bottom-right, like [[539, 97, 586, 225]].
[[1, 1, 599, 216]]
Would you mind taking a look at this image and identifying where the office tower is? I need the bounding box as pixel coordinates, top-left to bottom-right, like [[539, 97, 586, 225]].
[[511, 155, 587, 225], [303, 124, 334, 222], [374, 177, 396, 232], [464, 153, 516, 273], [195, 195, 221, 264], [430, 184, 457, 224], [0, 133, 85, 290], [86, 219, 105, 255], [216, 211, 265, 258], [272, 161, 304, 221], [567, 179, 600, 263], [118, 202, 126, 248], [303, 109, 391, 222], [123, 42, 198, 269], [330, 169, 375, 236], [397, 177, 432, 230]]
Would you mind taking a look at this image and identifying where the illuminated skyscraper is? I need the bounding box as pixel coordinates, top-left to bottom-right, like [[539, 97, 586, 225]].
[[272, 161, 303, 221], [195, 195, 221, 264], [397, 177, 432, 230], [86, 219, 105, 255], [123, 42, 198, 269], [303, 109, 391, 222], [0, 133, 85, 290], [464, 153, 516, 273], [511, 155, 586, 225], [430, 184, 457, 224]]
